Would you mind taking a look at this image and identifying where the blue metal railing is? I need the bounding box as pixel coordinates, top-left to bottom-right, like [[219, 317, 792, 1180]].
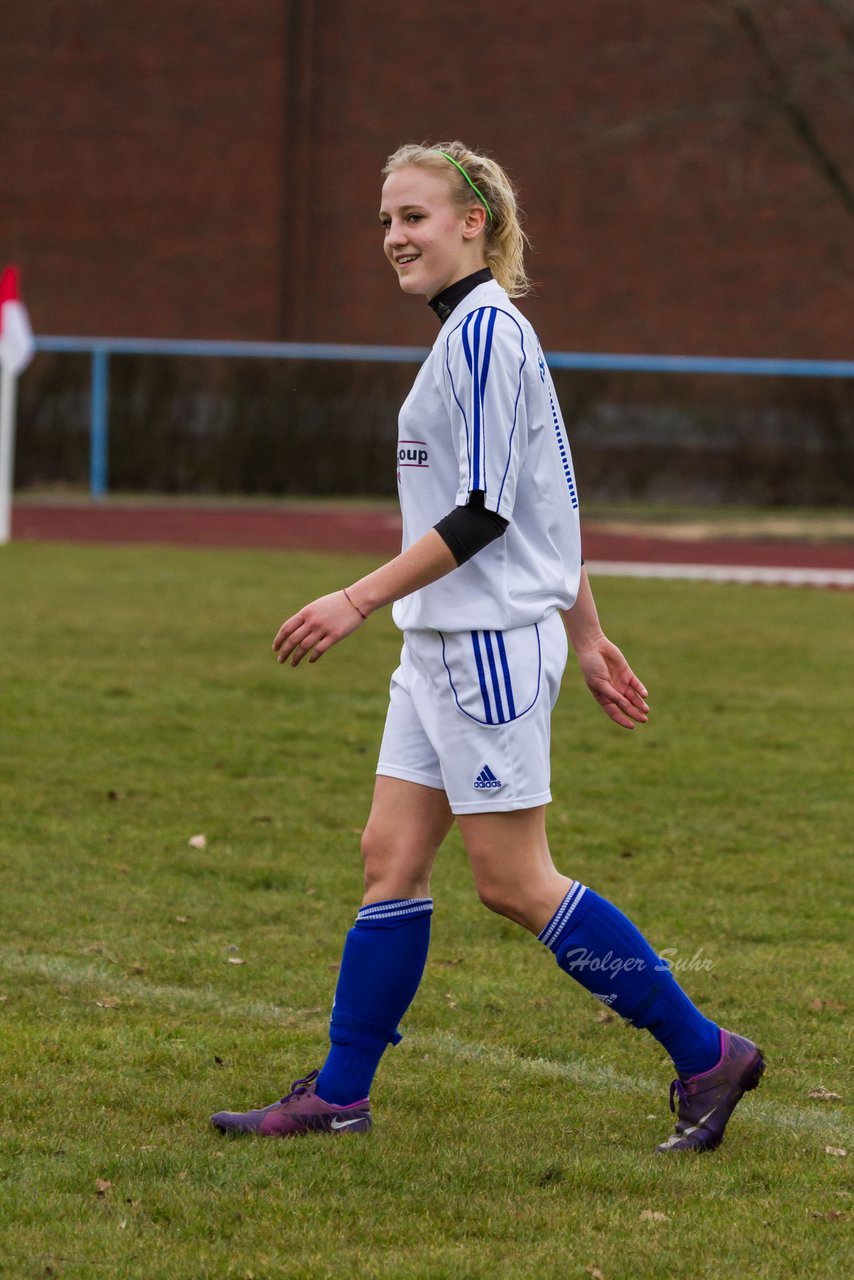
[[33, 335, 854, 500]]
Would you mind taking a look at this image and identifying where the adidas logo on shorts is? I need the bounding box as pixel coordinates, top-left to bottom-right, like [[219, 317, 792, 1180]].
[[473, 764, 503, 791]]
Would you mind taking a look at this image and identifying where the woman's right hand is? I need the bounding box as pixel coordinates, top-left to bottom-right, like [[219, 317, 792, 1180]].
[[272, 590, 365, 667]]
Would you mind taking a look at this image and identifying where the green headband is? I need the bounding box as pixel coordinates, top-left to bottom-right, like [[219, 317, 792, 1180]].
[[437, 151, 494, 225]]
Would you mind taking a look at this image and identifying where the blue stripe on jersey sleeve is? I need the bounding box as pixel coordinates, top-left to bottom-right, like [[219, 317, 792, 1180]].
[[471, 311, 484, 491], [461, 313, 474, 375], [477, 310, 497, 493], [458, 316, 474, 480], [445, 306, 526, 515]]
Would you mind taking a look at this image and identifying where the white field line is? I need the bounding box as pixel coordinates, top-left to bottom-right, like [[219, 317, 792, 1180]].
[[587, 560, 854, 589], [416, 1031, 655, 1093], [0, 948, 291, 1023], [416, 1032, 853, 1144], [2, 949, 849, 1144]]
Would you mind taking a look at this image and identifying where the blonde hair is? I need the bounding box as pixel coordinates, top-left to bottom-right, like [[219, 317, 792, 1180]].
[[382, 140, 531, 298]]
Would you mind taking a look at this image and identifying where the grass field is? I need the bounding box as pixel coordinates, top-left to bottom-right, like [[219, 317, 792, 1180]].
[[0, 542, 850, 1279]]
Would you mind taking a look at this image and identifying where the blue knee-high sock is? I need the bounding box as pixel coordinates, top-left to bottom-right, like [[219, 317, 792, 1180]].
[[539, 883, 720, 1077], [316, 898, 433, 1105]]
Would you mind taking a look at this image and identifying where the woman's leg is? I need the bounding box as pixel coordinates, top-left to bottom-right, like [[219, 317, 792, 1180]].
[[456, 805, 720, 1076], [314, 776, 453, 1104], [456, 805, 570, 931], [211, 779, 453, 1134]]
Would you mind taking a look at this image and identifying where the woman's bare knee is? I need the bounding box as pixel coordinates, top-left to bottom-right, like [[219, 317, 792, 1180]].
[[475, 879, 528, 925], [458, 807, 572, 934], [360, 823, 413, 892], [360, 824, 433, 900]]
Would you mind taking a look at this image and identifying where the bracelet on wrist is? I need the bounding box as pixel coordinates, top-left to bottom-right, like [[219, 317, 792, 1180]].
[[342, 587, 368, 621]]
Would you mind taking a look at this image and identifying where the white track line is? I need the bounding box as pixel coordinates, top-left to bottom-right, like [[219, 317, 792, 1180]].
[[587, 560, 854, 588]]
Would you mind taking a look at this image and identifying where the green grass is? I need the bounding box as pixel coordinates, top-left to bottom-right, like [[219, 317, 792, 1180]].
[[0, 544, 851, 1279]]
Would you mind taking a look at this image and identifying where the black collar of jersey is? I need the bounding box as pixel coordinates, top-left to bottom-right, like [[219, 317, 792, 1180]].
[[428, 268, 493, 325]]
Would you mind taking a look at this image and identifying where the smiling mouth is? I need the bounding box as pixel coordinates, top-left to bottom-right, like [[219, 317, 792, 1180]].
[[396, 255, 420, 266]]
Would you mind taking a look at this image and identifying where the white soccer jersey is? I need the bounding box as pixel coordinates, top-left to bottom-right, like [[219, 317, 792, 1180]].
[[392, 279, 582, 633]]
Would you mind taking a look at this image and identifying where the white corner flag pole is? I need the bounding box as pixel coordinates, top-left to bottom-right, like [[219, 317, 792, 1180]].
[[0, 265, 35, 546], [0, 357, 18, 545]]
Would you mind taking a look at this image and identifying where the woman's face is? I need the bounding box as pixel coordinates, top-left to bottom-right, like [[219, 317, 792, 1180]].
[[380, 164, 486, 300]]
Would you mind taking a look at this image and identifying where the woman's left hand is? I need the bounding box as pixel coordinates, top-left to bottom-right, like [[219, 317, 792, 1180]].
[[575, 636, 649, 729], [273, 591, 365, 667]]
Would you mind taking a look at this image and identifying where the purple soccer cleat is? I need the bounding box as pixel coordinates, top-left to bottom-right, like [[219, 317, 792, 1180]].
[[211, 1069, 372, 1138], [656, 1028, 766, 1153]]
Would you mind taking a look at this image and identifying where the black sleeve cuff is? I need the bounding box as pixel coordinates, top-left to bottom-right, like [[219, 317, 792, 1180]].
[[434, 492, 509, 565]]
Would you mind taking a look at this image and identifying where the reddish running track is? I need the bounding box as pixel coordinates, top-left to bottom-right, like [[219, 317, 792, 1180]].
[[12, 503, 406, 556], [10, 501, 854, 585]]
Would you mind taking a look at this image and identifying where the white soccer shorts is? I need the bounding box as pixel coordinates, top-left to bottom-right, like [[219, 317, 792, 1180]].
[[376, 610, 568, 814]]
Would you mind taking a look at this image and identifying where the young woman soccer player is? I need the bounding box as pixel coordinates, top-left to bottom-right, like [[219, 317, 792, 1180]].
[[212, 142, 764, 1152]]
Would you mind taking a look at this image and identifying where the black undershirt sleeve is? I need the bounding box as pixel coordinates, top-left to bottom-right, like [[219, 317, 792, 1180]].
[[433, 491, 509, 565], [433, 492, 584, 569]]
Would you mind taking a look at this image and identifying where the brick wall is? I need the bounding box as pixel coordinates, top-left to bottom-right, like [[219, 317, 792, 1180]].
[[0, 0, 284, 339], [2, 0, 852, 357]]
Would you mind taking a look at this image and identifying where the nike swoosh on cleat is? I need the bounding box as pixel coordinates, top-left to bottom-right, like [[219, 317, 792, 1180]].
[[680, 1107, 717, 1137], [330, 1116, 366, 1130], [659, 1106, 718, 1148]]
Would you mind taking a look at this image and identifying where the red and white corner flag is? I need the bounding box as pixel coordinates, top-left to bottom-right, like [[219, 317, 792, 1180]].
[[0, 266, 34, 376], [0, 265, 36, 544]]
